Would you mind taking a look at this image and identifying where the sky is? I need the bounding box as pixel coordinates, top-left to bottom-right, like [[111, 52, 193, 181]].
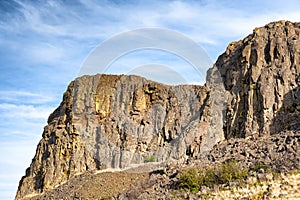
[[1, 0, 300, 199]]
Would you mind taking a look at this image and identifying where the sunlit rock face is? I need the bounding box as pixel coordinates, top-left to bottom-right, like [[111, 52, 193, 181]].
[[216, 20, 300, 138], [16, 73, 226, 199]]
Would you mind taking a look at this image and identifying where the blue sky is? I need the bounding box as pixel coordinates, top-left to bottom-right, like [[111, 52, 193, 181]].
[[1, 0, 300, 199]]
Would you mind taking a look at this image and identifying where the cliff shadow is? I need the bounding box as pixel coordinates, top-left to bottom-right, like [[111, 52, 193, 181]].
[[270, 84, 300, 134]]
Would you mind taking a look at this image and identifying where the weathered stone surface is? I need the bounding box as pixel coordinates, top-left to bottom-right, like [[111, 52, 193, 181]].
[[16, 74, 221, 199], [216, 20, 300, 138]]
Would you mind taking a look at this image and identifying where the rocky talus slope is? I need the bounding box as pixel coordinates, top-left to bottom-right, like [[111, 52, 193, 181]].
[[113, 130, 299, 200], [16, 20, 300, 200], [27, 130, 300, 200]]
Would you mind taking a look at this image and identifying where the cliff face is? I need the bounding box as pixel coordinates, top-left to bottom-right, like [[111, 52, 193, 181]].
[[16, 21, 300, 199], [217, 20, 300, 138], [16, 74, 226, 199]]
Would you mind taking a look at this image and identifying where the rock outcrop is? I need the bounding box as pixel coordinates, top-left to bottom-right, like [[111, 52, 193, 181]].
[[16, 74, 226, 199], [217, 20, 300, 138], [16, 20, 300, 199]]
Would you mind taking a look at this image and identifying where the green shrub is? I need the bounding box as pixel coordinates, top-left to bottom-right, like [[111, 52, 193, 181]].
[[251, 161, 269, 172], [217, 160, 249, 184], [178, 168, 200, 192], [179, 160, 249, 192], [289, 168, 300, 175], [144, 155, 156, 163]]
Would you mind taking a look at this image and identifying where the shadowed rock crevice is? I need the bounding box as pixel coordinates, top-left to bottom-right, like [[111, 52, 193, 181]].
[[270, 85, 300, 133]]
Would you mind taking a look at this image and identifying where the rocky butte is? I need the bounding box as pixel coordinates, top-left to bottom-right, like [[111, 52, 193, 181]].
[[16, 21, 299, 199]]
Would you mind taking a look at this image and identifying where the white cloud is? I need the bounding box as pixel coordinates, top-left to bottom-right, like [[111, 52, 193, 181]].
[[15, 0, 71, 36], [4, 0, 300, 42], [107, 49, 207, 84], [2, 0, 300, 70], [0, 91, 54, 104], [0, 104, 51, 199], [0, 103, 54, 119], [28, 42, 66, 63], [0, 140, 40, 200], [0, 103, 53, 140]]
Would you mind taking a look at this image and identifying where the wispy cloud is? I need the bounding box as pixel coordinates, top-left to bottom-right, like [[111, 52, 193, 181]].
[[0, 103, 53, 119], [108, 49, 207, 84], [0, 91, 54, 104], [2, 0, 300, 66], [0, 139, 40, 200], [0, 102, 54, 141], [0, 103, 48, 199], [0, 0, 300, 65]]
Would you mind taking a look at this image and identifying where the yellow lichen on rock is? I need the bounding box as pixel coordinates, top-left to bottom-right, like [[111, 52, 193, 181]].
[[95, 75, 119, 119], [132, 87, 147, 113]]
